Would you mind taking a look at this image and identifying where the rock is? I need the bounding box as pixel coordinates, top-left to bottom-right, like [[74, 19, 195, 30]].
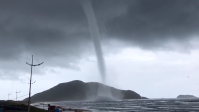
[[177, 95, 198, 99], [141, 97, 148, 99]]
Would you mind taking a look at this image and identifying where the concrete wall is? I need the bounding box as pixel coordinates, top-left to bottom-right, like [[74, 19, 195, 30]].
[[0, 107, 4, 112], [4, 110, 28, 112]]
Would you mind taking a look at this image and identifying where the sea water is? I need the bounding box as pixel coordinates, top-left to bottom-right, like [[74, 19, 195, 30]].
[[33, 98, 199, 112]]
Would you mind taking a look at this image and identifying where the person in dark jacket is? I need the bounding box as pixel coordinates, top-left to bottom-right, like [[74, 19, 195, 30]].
[[48, 104, 55, 111]]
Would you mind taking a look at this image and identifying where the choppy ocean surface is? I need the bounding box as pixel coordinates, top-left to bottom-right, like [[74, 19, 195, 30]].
[[33, 98, 199, 112]]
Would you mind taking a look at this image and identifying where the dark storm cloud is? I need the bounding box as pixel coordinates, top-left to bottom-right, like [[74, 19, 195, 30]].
[[0, 0, 199, 79], [0, 0, 92, 79], [0, 0, 126, 69], [106, 0, 199, 50], [0, 0, 91, 60]]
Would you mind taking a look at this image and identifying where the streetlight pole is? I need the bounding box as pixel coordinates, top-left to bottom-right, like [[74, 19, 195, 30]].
[[8, 93, 12, 100], [16, 91, 21, 101], [26, 55, 44, 112]]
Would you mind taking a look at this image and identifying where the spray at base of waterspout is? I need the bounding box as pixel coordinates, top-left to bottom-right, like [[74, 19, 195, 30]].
[[94, 95, 116, 102], [95, 84, 116, 101]]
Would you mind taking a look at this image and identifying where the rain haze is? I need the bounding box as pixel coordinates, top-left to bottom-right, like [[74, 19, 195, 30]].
[[0, 0, 199, 100]]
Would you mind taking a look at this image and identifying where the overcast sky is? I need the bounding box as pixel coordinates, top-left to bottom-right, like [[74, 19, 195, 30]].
[[0, 0, 199, 100]]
